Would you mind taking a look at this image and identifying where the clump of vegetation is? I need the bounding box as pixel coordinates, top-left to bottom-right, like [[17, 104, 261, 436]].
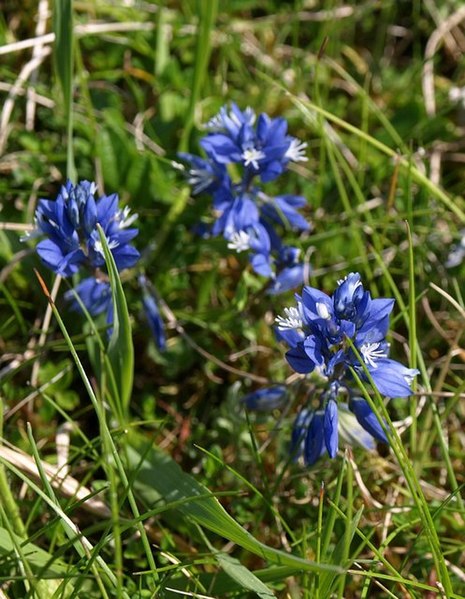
[[0, 1, 465, 597]]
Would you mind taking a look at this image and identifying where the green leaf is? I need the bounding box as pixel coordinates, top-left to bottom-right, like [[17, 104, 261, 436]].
[[0, 526, 66, 577], [53, 0, 73, 110], [127, 435, 342, 576], [97, 225, 134, 422], [318, 506, 364, 597], [215, 552, 276, 598]]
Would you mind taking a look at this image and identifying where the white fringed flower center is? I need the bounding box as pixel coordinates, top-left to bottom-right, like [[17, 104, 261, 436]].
[[275, 306, 303, 330], [285, 138, 308, 162], [360, 342, 387, 368]]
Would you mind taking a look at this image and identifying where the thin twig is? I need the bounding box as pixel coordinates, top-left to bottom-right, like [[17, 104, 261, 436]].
[[0, 46, 52, 154], [159, 298, 270, 384], [422, 6, 465, 117]]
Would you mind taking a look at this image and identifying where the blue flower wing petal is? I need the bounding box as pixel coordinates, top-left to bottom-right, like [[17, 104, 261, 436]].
[[304, 412, 326, 466], [242, 385, 287, 411], [285, 343, 316, 373], [324, 399, 339, 458], [349, 397, 388, 443], [368, 359, 419, 397]]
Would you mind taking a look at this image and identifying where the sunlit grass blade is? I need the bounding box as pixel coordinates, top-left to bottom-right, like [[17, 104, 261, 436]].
[[178, 0, 218, 152], [345, 339, 453, 595], [33, 269, 159, 587]]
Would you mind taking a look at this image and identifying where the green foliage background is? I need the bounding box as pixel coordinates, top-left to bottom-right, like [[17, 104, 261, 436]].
[[0, 1, 465, 597]]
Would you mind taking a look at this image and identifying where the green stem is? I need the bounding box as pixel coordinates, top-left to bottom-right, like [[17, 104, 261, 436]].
[[178, 0, 218, 152], [346, 338, 453, 594], [0, 398, 27, 539]]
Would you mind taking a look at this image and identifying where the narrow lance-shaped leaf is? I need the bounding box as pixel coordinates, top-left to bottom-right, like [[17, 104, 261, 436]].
[[97, 224, 134, 422]]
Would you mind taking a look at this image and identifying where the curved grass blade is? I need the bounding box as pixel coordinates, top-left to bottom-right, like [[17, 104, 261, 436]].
[[127, 437, 342, 576]]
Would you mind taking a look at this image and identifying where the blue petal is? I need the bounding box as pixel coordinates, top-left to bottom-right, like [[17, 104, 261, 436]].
[[349, 397, 388, 443], [301, 286, 333, 323], [303, 335, 325, 368], [285, 343, 315, 373], [250, 252, 273, 277], [304, 411, 326, 466], [333, 272, 365, 320], [65, 277, 112, 316], [324, 399, 339, 458], [242, 385, 287, 411], [274, 327, 304, 348], [267, 264, 305, 295], [142, 294, 166, 351], [356, 298, 395, 343], [368, 359, 419, 397], [36, 240, 84, 276], [111, 245, 140, 271], [200, 134, 241, 164]]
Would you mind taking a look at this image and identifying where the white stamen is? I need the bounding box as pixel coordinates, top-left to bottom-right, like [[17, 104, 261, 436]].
[[275, 306, 303, 330], [206, 113, 224, 131], [94, 238, 120, 256], [316, 302, 331, 320], [285, 138, 308, 162], [241, 147, 265, 170], [360, 342, 388, 369], [187, 168, 215, 194], [116, 206, 138, 229], [227, 230, 251, 252]]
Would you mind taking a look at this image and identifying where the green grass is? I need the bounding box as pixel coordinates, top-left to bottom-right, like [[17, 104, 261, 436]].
[[1, 1, 465, 597]]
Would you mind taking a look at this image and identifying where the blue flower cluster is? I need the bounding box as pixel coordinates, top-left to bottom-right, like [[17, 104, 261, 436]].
[[34, 180, 140, 277], [244, 273, 419, 466], [29, 180, 165, 348], [180, 103, 310, 294]]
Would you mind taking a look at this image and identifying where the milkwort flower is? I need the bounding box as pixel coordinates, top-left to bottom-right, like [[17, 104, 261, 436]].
[[27, 180, 140, 325], [138, 275, 166, 351], [244, 273, 419, 466], [179, 103, 310, 294]]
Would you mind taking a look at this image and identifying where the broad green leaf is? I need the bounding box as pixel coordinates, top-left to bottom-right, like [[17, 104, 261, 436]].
[[215, 552, 276, 599], [0, 526, 66, 577], [97, 225, 134, 422], [168, 565, 301, 596], [127, 436, 342, 576]]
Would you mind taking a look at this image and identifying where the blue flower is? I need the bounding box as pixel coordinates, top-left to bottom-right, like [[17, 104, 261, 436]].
[[177, 153, 230, 196], [267, 246, 306, 295], [139, 275, 166, 351], [260, 194, 311, 232], [349, 396, 388, 444], [201, 104, 307, 183], [242, 385, 287, 411], [266, 273, 420, 465], [32, 180, 140, 276], [64, 276, 112, 317], [446, 229, 465, 268], [227, 223, 273, 278], [64, 276, 114, 334], [275, 273, 419, 398], [179, 104, 310, 295]]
